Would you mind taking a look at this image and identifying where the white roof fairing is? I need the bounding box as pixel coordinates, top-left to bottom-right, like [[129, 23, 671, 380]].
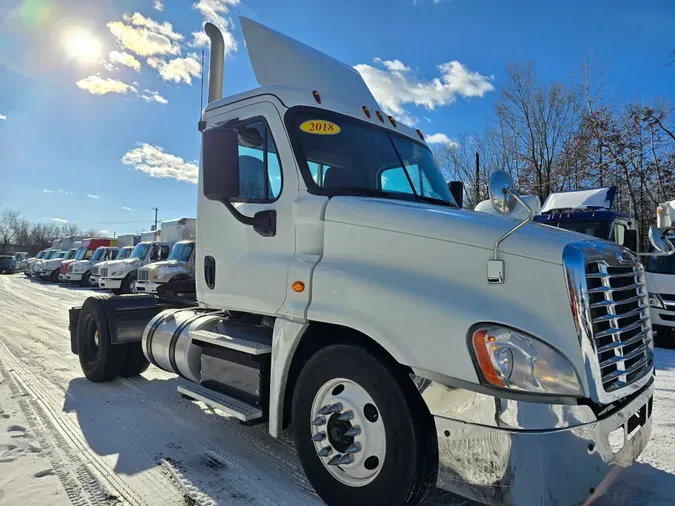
[[541, 187, 616, 213]]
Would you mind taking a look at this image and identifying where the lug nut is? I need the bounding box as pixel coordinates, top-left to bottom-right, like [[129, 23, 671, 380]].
[[310, 432, 326, 442], [337, 410, 353, 421], [344, 426, 361, 437], [344, 442, 361, 454], [311, 416, 326, 426], [316, 447, 333, 457], [318, 403, 343, 415]]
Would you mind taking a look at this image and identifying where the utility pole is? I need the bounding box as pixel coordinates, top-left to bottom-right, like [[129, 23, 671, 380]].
[[152, 207, 159, 231], [475, 151, 480, 206]]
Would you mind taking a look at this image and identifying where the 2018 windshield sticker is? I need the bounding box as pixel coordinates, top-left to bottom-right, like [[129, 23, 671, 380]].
[[300, 120, 341, 135]]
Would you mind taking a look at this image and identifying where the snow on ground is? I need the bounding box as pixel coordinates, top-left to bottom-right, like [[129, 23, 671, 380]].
[[0, 273, 674, 505]]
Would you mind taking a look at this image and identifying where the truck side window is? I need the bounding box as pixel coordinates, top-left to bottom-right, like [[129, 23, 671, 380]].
[[160, 245, 170, 260], [614, 223, 626, 246], [235, 120, 282, 201]]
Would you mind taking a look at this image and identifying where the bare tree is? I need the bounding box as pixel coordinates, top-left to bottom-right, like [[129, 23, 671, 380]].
[[30, 222, 60, 249], [60, 223, 82, 236], [0, 209, 19, 253]]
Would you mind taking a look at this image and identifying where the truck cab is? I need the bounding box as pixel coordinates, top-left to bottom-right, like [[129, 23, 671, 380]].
[[533, 187, 638, 251], [14, 252, 29, 272], [99, 241, 170, 294], [92, 246, 133, 287], [31, 249, 59, 277], [59, 247, 82, 281], [38, 250, 70, 282], [136, 240, 195, 294], [26, 249, 47, 276], [68, 18, 658, 506], [0, 254, 17, 274], [66, 239, 117, 286]]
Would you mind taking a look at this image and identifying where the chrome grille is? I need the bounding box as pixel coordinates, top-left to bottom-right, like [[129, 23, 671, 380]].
[[68, 263, 74, 273], [585, 259, 652, 393], [100, 267, 108, 278], [138, 269, 149, 281], [92, 266, 99, 276]]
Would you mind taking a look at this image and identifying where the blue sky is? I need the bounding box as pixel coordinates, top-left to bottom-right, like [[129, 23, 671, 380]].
[[0, 0, 673, 235]]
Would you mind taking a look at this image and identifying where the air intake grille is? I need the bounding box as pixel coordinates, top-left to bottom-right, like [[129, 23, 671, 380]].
[[100, 267, 108, 278], [92, 266, 99, 276], [586, 260, 652, 392], [138, 269, 149, 281]]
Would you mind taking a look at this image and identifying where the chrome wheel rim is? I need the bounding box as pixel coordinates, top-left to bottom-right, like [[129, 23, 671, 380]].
[[310, 377, 385, 487], [129, 280, 137, 293]]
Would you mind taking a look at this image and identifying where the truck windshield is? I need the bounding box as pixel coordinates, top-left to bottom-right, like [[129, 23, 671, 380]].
[[285, 108, 456, 207], [91, 248, 105, 262], [117, 247, 133, 260], [43, 251, 56, 260], [548, 221, 609, 239], [647, 249, 675, 275], [54, 251, 66, 259], [168, 242, 194, 262], [36, 251, 45, 259], [66, 249, 77, 259], [73, 247, 88, 260], [131, 243, 150, 260]]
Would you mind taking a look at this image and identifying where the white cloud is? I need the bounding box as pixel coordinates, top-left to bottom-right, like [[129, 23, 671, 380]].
[[148, 53, 201, 85], [76, 75, 137, 95], [99, 230, 109, 235], [52, 218, 68, 223], [354, 58, 494, 125], [122, 143, 198, 184], [154, 0, 164, 11], [58, 189, 74, 196], [107, 13, 182, 57], [122, 206, 134, 211], [425, 133, 458, 147], [140, 89, 168, 104], [189, 0, 238, 55], [86, 194, 99, 199], [0, 114, 6, 120], [109, 51, 141, 71], [43, 189, 52, 193]]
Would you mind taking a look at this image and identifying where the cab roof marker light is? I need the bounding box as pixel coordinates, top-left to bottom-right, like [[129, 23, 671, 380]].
[[416, 129, 424, 140], [362, 105, 371, 118], [375, 111, 384, 123], [312, 90, 321, 104], [388, 115, 397, 128]]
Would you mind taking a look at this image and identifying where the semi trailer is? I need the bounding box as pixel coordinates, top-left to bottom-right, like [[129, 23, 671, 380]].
[[68, 19, 663, 506]]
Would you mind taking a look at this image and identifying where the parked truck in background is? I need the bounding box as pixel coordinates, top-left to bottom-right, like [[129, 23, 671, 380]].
[[90, 235, 139, 287], [99, 226, 178, 294], [59, 246, 83, 281], [25, 250, 48, 276], [136, 219, 196, 294], [39, 248, 79, 282], [30, 249, 60, 277], [0, 254, 17, 274], [14, 252, 29, 272], [66, 239, 118, 286], [68, 19, 661, 506], [646, 200, 675, 346]]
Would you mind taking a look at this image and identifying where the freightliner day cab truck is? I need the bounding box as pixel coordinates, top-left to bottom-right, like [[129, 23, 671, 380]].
[[91, 235, 139, 287], [68, 19, 669, 506], [39, 247, 79, 282], [66, 239, 118, 286], [99, 237, 171, 294]]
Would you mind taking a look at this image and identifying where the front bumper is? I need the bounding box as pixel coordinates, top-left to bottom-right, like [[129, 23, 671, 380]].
[[89, 275, 100, 286], [99, 278, 122, 289], [650, 307, 675, 330], [134, 281, 161, 294], [67, 273, 83, 281], [418, 377, 653, 505], [59, 273, 69, 281]]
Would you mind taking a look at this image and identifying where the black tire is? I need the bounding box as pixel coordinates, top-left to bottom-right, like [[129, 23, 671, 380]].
[[80, 271, 91, 287], [77, 297, 127, 382], [121, 274, 136, 294], [292, 344, 438, 506], [51, 269, 59, 283], [120, 344, 150, 377]]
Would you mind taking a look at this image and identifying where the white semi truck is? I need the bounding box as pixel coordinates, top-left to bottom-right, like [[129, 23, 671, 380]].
[[90, 235, 139, 287], [38, 247, 79, 282], [68, 19, 664, 506]]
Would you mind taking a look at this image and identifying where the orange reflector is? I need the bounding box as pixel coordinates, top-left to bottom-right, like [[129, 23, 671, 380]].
[[472, 330, 503, 387], [292, 281, 305, 293]]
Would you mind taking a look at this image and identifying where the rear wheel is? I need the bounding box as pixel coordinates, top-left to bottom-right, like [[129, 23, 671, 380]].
[[77, 297, 127, 382], [120, 344, 150, 377], [292, 344, 437, 506]]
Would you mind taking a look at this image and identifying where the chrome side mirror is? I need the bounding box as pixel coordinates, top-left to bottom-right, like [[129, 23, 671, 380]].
[[639, 225, 675, 257], [488, 170, 517, 214]]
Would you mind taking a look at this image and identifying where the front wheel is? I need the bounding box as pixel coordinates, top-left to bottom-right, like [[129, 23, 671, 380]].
[[121, 274, 137, 294], [51, 269, 59, 283], [292, 344, 438, 506], [80, 272, 91, 287]]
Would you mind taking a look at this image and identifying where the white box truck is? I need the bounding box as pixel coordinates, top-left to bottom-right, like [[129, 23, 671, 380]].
[[136, 219, 196, 294], [68, 19, 660, 506]]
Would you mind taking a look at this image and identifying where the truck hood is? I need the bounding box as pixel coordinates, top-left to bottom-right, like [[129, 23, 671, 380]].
[[42, 258, 65, 268], [645, 271, 675, 294], [325, 197, 588, 265], [142, 260, 186, 270], [105, 258, 142, 270]]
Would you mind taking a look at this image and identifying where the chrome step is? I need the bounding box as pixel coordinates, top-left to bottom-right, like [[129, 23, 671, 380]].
[[190, 328, 272, 355], [178, 383, 263, 422]]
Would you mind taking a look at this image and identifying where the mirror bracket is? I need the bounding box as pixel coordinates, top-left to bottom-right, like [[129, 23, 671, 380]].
[[489, 189, 533, 284], [222, 200, 276, 237], [638, 226, 675, 257]]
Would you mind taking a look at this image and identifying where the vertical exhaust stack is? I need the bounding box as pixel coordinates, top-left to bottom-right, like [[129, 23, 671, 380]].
[[205, 23, 224, 103]]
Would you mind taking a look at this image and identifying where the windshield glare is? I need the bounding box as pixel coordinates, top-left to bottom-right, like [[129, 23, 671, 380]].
[[91, 248, 105, 262], [131, 243, 150, 260], [36, 251, 45, 259], [117, 247, 133, 260], [43, 250, 56, 260], [286, 109, 456, 206], [169, 242, 194, 262], [73, 247, 87, 260], [54, 251, 66, 259]]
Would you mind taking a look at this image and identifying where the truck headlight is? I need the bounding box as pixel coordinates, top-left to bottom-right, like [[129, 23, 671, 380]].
[[471, 324, 582, 396], [110, 270, 124, 278], [648, 293, 665, 309]]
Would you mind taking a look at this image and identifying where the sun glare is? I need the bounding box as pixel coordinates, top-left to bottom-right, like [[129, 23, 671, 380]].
[[63, 27, 102, 63]]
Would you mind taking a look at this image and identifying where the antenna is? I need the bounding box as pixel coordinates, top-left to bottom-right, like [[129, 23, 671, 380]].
[[152, 207, 159, 231]]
